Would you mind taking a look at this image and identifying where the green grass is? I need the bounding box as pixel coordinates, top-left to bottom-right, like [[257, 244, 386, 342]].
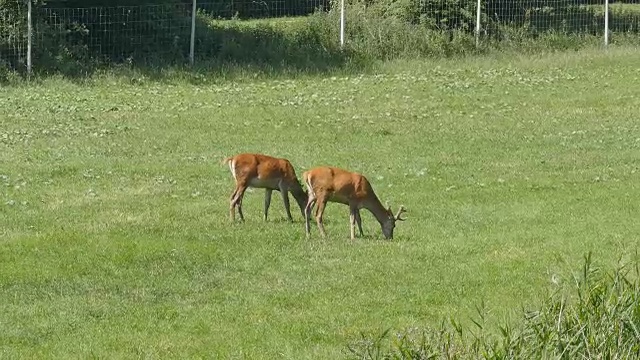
[[1, 46, 640, 358]]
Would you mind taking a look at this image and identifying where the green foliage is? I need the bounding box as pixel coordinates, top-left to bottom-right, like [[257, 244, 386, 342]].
[[334, 3, 477, 59], [191, 14, 351, 72], [42, 0, 188, 6], [0, 0, 28, 71], [348, 253, 640, 359], [357, 0, 477, 29], [1, 0, 640, 77], [35, 3, 192, 66], [197, 0, 329, 18]]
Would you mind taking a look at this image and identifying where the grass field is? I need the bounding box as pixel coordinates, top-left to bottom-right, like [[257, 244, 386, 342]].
[[1, 46, 640, 358]]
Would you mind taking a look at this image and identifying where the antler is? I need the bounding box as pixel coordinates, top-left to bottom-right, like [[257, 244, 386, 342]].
[[394, 205, 407, 221]]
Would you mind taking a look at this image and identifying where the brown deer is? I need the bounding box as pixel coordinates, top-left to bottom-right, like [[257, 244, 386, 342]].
[[302, 166, 406, 240], [223, 153, 308, 222]]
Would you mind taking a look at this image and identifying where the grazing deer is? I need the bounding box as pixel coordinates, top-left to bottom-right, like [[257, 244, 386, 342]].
[[223, 153, 308, 222], [302, 166, 406, 240]]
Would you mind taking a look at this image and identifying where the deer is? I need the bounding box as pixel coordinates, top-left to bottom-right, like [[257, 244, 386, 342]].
[[223, 153, 308, 223], [302, 166, 406, 240]]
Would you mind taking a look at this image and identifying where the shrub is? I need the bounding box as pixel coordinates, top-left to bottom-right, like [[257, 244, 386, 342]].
[[36, 1, 192, 66], [347, 253, 640, 359]]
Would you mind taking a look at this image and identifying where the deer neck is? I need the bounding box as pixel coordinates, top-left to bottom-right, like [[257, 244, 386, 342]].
[[363, 196, 390, 226], [289, 181, 306, 199], [289, 181, 309, 213]]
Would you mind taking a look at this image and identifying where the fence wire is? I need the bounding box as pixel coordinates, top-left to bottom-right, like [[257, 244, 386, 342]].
[[1, 0, 640, 73], [488, 0, 605, 35], [197, 0, 328, 19], [0, 0, 27, 70], [36, 3, 193, 64]]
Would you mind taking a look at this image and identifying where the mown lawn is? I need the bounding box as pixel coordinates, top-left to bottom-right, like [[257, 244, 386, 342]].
[[1, 46, 639, 358]]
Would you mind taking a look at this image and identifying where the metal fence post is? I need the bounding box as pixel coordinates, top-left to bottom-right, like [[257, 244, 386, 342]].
[[339, 0, 345, 47], [604, 0, 609, 47], [27, 0, 32, 76], [475, 0, 481, 48], [189, 0, 197, 65]]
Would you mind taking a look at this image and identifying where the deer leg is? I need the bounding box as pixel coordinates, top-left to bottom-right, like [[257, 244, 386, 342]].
[[280, 188, 293, 222], [305, 188, 317, 237], [355, 209, 364, 237], [229, 188, 238, 222], [230, 184, 247, 222], [237, 197, 245, 222], [349, 207, 357, 240], [264, 189, 273, 221], [315, 200, 327, 238], [305, 198, 316, 237]]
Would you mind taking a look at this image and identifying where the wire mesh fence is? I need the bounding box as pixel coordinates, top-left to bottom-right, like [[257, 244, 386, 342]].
[[489, 0, 594, 30], [488, 0, 604, 34], [36, 3, 193, 64], [1, 0, 640, 74], [0, 0, 28, 70], [197, 0, 329, 19]]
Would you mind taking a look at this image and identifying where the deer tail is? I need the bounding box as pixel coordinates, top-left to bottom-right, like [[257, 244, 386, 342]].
[[221, 156, 233, 166]]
